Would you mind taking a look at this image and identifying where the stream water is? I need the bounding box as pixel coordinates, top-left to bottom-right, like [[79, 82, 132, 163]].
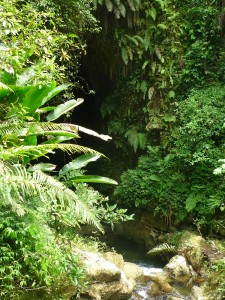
[[105, 235, 191, 300]]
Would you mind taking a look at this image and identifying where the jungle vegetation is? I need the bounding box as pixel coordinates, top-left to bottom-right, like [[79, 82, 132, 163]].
[[0, 0, 225, 298]]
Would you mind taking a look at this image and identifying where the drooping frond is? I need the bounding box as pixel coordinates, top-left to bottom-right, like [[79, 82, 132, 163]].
[[0, 121, 79, 138], [0, 121, 112, 141], [26, 122, 79, 138], [0, 161, 102, 230], [0, 144, 103, 161], [147, 243, 177, 256], [0, 120, 24, 136]]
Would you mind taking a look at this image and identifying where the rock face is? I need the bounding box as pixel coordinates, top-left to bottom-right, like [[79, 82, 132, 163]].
[[164, 255, 196, 285], [78, 251, 143, 300], [123, 262, 143, 282], [178, 231, 208, 271], [115, 211, 167, 248], [102, 252, 124, 270], [191, 285, 208, 300], [149, 273, 176, 296]]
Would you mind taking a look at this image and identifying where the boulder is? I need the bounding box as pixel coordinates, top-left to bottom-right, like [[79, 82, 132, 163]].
[[178, 231, 208, 271], [110, 272, 133, 300], [115, 212, 166, 248], [164, 255, 196, 285], [78, 250, 137, 300], [86, 271, 133, 300], [150, 277, 175, 296], [123, 262, 144, 282], [102, 252, 124, 270], [167, 297, 184, 300], [81, 251, 121, 283], [142, 269, 180, 297], [191, 285, 208, 300]]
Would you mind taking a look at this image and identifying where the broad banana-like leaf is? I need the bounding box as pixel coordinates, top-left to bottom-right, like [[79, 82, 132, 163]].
[[47, 98, 84, 121], [36, 106, 56, 113], [0, 82, 14, 98], [24, 136, 37, 146], [41, 83, 71, 106], [28, 163, 56, 172], [22, 83, 71, 116], [70, 175, 118, 185], [59, 154, 101, 176], [22, 83, 56, 115]]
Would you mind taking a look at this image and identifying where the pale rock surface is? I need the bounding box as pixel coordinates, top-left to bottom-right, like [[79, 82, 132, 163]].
[[166, 297, 184, 300], [191, 285, 208, 300], [123, 262, 144, 281], [78, 250, 138, 300], [102, 251, 124, 270], [164, 255, 196, 285], [82, 251, 121, 283], [178, 231, 208, 270]]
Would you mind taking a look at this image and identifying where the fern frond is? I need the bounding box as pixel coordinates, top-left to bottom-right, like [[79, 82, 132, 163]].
[[0, 121, 112, 141], [0, 144, 103, 161], [0, 120, 24, 136], [127, 0, 140, 11], [0, 161, 102, 229], [105, 0, 113, 11], [147, 243, 177, 256], [0, 121, 80, 137], [26, 122, 79, 137]]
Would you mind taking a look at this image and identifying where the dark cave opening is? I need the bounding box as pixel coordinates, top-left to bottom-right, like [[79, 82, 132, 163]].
[[69, 54, 118, 190], [71, 72, 114, 159]]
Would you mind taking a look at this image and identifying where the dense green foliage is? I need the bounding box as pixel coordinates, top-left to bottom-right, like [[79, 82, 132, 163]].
[[115, 86, 225, 228], [205, 258, 225, 300], [1, 0, 225, 297], [100, 0, 225, 151], [92, 0, 225, 232], [0, 0, 130, 298]]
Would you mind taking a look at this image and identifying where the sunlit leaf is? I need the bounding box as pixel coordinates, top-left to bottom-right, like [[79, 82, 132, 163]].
[[70, 175, 118, 185], [28, 163, 56, 172], [59, 154, 101, 176], [47, 99, 84, 121]]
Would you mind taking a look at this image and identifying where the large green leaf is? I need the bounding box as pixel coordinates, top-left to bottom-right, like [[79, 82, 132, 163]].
[[0, 82, 14, 98], [22, 83, 56, 115], [70, 175, 118, 185], [59, 154, 101, 176], [24, 136, 37, 146], [41, 83, 71, 106], [47, 98, 84, 121], [37, 106, 56, 113]]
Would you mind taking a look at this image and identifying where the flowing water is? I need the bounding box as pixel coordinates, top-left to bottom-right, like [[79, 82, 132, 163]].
[[105, 235, 191, 300]]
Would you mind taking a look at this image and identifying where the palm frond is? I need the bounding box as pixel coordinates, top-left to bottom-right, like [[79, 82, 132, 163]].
[[0, 120, 24, 136], [0, 121, 112, 141], [26, 122, 79, 137], [0, 121, 80, 138], [147, 243, 177, 256], [0, 144, 103, 161], [0, 161, 102, 229]]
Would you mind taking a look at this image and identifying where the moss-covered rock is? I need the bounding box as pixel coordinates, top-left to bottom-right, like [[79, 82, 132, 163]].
[[178, 231, 208, 271], [164, 255, 196, 285], [78, 250, 142, 300]]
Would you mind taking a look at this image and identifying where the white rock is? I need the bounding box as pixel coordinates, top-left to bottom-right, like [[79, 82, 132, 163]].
[[164, 255, 196, 284]]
